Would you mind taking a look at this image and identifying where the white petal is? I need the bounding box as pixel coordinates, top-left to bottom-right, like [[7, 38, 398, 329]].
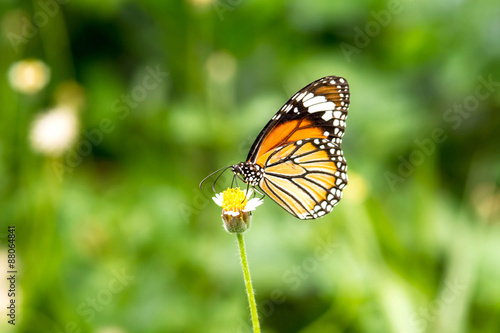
[[223, 210, 240, 217], [243, 198, 264, 212], [243, 188, 254, 199], [212, 193, 223, 207]]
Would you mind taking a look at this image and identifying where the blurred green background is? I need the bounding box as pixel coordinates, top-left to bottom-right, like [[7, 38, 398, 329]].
[[1, 0, 499, 332]]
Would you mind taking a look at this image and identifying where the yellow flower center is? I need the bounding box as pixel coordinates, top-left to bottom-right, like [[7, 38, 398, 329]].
[[222, 187, 247, 212]]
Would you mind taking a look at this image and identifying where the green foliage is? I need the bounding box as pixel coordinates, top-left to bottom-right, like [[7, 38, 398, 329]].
[[0, 0, 499, 332]]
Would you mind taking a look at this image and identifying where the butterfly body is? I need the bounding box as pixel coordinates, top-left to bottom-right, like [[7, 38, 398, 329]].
[[232, 162, 263, 187], [230, 75, 350, 220]]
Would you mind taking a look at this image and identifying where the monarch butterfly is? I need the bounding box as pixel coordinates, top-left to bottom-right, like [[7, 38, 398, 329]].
[[201, 76, 349, 220]]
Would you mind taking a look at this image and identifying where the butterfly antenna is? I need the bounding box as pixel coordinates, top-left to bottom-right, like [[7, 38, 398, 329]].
[[211, 166, 232, 193], [199, 165, 231, 191]]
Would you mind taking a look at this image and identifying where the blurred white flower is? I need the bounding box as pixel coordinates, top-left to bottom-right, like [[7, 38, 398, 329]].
[[188, 0, 215, 7], [206, 51, 237, 83], [96, 326, 126, 333], [8, 59, 51, 94], [30, 107, 79, 157], [471, 182, 500, 223]]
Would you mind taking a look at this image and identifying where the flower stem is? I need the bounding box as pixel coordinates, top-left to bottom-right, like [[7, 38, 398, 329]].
[[237, 233, 261, 333]]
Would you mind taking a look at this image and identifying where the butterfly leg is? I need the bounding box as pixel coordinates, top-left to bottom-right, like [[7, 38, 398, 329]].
[[253, 186, 266, 199], [231, 174, 237, 188], [243, 182, 251, 203], [233, 174, 244, 189], [237, 174, 246, 186]]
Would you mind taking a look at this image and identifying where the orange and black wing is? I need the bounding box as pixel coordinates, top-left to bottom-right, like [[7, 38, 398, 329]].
[[247, 76, 350, 219], [246, 76, 349, 164], [257, 138, 347, 219]]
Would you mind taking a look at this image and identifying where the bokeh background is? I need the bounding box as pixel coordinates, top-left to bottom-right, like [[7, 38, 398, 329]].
[[1, 0, 499, 332]]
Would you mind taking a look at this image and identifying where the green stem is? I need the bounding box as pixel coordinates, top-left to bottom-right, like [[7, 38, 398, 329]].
[[237, 233, 261, 333]]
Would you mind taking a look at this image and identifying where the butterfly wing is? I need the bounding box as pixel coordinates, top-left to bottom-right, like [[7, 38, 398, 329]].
[[247, 76, 350, 219], [258, 138, 347, 219], [247, 76, 349, 163]]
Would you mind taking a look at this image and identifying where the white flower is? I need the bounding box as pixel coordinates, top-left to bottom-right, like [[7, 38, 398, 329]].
[[212, 188, 264, 233], [243, 190, 265, 212], [213, 188, 263, 213], [8, 59, 51, 94], [205, 51, 237, 83], [30, 106, 79, 157]]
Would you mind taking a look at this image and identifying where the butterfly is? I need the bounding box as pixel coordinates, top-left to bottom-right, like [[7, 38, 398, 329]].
[[202, 76, 349, 220]]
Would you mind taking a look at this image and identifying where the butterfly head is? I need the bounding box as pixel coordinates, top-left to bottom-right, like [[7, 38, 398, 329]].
[[232, 162, 263, 187]]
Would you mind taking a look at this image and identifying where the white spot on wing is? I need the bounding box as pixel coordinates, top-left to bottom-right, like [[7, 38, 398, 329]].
[[322, 111, 333, 121], [309, 102, 336, 113], [303, 95, 326, 107], [295, 91, 307, 101], [302, 92, 314, 101]]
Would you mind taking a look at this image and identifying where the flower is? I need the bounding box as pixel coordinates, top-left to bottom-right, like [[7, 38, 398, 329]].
[[213, 187, 264, 233], [29, 106, 79, 157], [205, 51, 237, 83], [8, 59, 51, 94]]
